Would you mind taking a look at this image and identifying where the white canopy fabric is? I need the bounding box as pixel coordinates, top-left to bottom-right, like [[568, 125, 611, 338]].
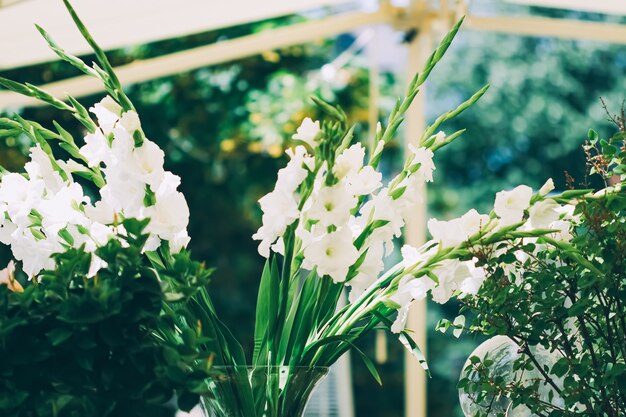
[[0, 0, 354, 70], [506, 0, 626, 16]]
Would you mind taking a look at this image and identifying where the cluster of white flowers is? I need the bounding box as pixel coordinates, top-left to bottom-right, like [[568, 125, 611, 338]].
[[0, 96, 190, 278], [253, 118, 437, 302], [390, 178, 579, 333], [252, 118, 584, 337]]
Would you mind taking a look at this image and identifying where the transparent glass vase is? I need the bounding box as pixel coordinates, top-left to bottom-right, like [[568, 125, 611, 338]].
[[201, 366, 329, 417]]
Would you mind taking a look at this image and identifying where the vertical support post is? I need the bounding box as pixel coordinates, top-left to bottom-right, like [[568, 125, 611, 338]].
[[403, 4, 432, 417], [367, 27, 381, 152]]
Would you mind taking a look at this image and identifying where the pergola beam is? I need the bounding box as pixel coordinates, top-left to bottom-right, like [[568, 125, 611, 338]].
[[1, 6, 626, 109], [0, 8, 393, 109], [0, 0, 25, 7], [465, 14, 626, 45]]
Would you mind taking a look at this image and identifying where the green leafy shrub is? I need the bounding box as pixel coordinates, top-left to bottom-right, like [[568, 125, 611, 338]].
[[0, 219, 212, 417], [455, 113, 626, 416]]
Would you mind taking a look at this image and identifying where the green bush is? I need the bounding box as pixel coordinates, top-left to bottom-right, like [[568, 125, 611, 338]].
[[0, 220, 212, 417]]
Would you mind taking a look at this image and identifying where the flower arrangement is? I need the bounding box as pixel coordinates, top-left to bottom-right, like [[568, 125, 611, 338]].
[[3, 2, 623, 417], [167, 16, 612, 417]]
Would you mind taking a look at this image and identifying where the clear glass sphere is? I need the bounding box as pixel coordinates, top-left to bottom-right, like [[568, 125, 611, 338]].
[[459, 336, 565, 417], [458, 336, 528, 417]]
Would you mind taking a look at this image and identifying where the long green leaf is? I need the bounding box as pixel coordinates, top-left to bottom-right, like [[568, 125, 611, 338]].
[[61, 0, 135, 112], [351, 344, 382, 386], [253, 259, 277, 365], [35, 24, 98, 78], [0, 77, 71, 111], [281, 270, 318, 365], [372, 311, 430, 375]]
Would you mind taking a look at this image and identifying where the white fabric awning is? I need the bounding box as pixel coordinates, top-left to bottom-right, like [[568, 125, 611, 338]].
[[506, 0, 626, 16], [0, 0, 354, 70]]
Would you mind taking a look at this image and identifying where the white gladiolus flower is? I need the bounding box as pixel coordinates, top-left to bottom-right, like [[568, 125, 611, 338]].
[[169, 230, 191, 254], [434, 131, 446, 146], [395, 175, 424, 208], [10, 232, 61, 277], [334, 144, 365, 179], [0, 174, 45, 229], [391, 305, 409, 334], [431, 259, 471, 304], [292, 118, 321, 148], [556, 203, 577, 221], [24, 145, 64, 193], [80, 130, 111, 167], [372, 139, 385, 158], [357, 241, 385, 278], [0, 219, 17, 246], [368, 190, 405, 239], [459, 209, 491, 238], [87, 255, 108, 278], [99, 173, 145, 216], [91, 96, 121, 135], [130, 139, 166, 188], [494, 185, 533, 226], [348, 241, 385, 302], [143, 235, 162, 253], [333, 144, 382, 195], [390, 275, 435, 333], [253, 147, 314, 257], [459, 262, 487, 296], [303, 227, 359, 283], [58, 159, 87, 174], [85, 200, 117, 225], [70, 226, 99, 253], [307, 183, 357, 228], [409, 145, 436, 182], [428, 209, 490, 248], [0, 90, 191, 278], [270, 237, 285, 256], [276, 146, 311, 193], [347, 275, 375, 303], [549, 220, 574, 242], [401, 245, 421, 268], [347, 214, 364, 238], [400, 244, 431, 269], [529, 199, 560, 228], [538, 178, 555, 196], [253, 188, 300, 257], [119, 110, 142, 133], [345, 166, 382, 196], [109, 126, 135, 166], [88, 222, 116, 246], [144, 178, 190, 248], [38, 183, 89, 236], [394, 276, 435, 304]]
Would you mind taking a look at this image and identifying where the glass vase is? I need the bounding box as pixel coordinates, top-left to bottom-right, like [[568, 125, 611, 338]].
[[201, 366, 329, 417]]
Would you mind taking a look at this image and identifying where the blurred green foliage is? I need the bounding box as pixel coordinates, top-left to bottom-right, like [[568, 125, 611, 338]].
[[1, 7, 625, 417]]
